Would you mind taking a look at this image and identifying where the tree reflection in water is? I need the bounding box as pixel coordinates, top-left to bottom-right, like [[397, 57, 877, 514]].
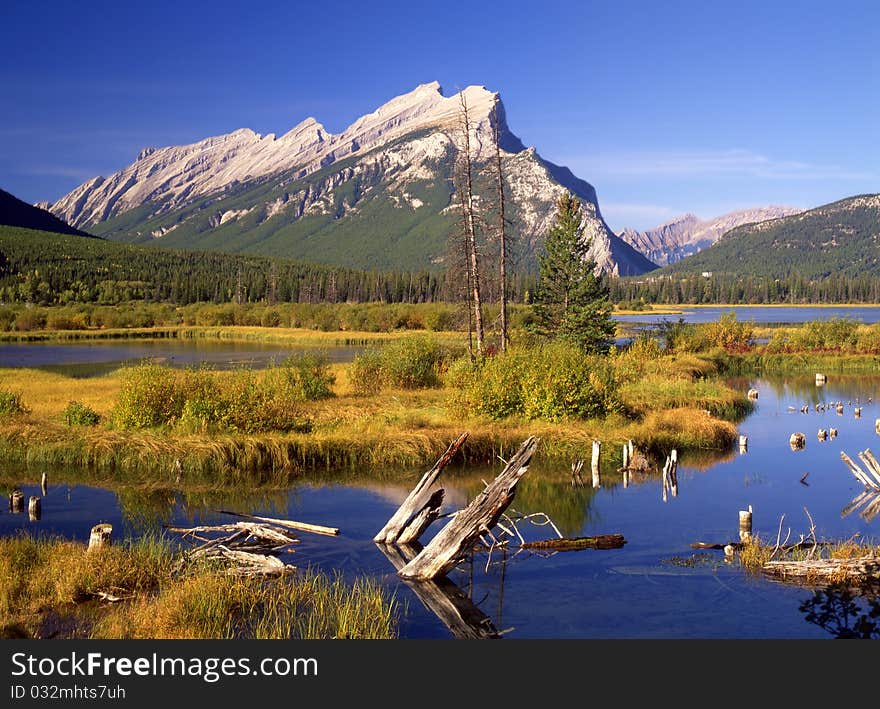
[[799, 582, 880, 639]]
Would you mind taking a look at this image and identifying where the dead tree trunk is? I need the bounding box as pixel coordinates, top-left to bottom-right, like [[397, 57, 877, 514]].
[[373, 432, 468, 544], [492, 100, 508, 353], [457, 91, 484, 357], [398, 436, 539, 580]]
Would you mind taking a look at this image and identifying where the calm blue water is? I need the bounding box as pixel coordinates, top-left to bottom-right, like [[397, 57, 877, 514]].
[[0, 339, 365, 377], [3, 372, 880, 639], [615, 305, 880, 326]]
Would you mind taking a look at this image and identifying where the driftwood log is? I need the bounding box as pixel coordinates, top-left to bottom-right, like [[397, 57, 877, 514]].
[[520, 535, 626, 551], [217, 510, 340, 536], [398, 436, 539, 580], [373, 432, 467, 544], [762, 557, 880, 583]]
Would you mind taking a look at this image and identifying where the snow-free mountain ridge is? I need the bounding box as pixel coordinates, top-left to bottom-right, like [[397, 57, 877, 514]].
[[47, 83, 655, 275], [619, 206, 804, 266]]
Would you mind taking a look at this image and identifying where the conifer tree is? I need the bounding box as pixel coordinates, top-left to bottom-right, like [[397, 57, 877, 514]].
[[532, 192, 616, 353]]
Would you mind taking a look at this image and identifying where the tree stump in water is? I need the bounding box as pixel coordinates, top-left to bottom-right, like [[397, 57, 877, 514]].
[[28, 496, 41, 521], [789, 432, 806, 450], [88, 523, 113, 551], [9, 489, 24, 513], [398, 437, 539, 581]]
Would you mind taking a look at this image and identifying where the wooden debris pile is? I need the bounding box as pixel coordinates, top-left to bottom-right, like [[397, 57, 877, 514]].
[[167, 520, 301, 577], [376, 434, 626, 583]]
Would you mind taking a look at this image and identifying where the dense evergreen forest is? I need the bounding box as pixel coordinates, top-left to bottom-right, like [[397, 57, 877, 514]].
[[3, 224, 880, 309], [609, 272, 880, 305], [0, 225, 538, 306]]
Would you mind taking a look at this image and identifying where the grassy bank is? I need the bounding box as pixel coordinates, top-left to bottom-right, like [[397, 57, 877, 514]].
[[0, 340, 744, 481], [0, 534, 397, 639]]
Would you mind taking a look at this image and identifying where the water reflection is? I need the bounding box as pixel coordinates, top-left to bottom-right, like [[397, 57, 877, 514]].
[[378, 543, 502, 639], [799, 583, 880, 639]]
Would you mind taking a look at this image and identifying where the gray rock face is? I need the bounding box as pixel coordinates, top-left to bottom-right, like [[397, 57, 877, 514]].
[[619, 206, 804, 266], [48, 82, 656, 276]]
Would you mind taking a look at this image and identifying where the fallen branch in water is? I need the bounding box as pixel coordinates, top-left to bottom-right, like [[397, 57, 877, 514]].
[[520, 535, 626, 551], [216, 510, 340, 537]]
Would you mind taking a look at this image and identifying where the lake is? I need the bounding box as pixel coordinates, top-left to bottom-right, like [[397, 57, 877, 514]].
[[615, 305, 880, 326], [3, 371, 880, 639], [0, 339, 367, 377]]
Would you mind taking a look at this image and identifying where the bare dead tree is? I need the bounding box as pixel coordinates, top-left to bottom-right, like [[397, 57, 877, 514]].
[[457, 90, 485, 357], [491, 99, 509, 352]]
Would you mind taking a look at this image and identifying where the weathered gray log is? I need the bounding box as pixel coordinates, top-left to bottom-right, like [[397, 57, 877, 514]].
[[397, 489, 445, 544], [841, 451, 880, 490], [762, 557, 880, 583], [88, 523, 112, 551], [9, 489, 24, 513], [28, 496, 41, 521], [520, 534, 626, 551], [398, 436, 539, 580], [377, 542, 500, 639], [218, 510, 339, 536], [373, 432, 468, 544]]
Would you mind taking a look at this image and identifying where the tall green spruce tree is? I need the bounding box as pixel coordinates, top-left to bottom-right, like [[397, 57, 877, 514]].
[[532, 192, 616, 353]]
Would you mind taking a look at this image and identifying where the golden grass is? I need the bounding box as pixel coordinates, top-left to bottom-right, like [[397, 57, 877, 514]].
[[0, 534, 398, 639], [0, 368, 120, 420]]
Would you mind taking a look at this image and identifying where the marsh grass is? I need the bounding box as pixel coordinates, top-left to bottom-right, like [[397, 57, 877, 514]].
[[0, 534, 397, 639], [738, 536, 880, 586]]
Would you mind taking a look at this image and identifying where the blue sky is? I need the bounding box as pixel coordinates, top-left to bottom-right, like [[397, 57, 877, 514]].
[[1, 0, 877, 232]]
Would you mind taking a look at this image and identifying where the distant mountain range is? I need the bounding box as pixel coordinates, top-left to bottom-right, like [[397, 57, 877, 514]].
[[42, 82, 655, 276], [618, 206, 803, 266], [655, 194, 880, 279], [0, 188, 94, 237]]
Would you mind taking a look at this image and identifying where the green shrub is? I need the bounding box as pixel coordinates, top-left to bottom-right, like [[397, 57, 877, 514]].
[[703, 312, 754, 353], [61, 401, 100, 426], [0, 390, 27, 416], [448, 342, 620, 422], [12, 308, 47, 332], [349, 336, 454, 392], [112, 362, 315, 434], [112, 364, 187, 429]]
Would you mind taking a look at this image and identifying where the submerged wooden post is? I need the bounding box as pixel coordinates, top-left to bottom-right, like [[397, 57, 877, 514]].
[[591, 440, 601, 489], [622, 442, 630, 470], [622, 468, 629, 488], [747, 388, 759, 400], [374, 432, 468, 544], [40, 472, 48, 496], [855, 407, 862, 418], [875, 418, 880, 435], [28, 496, 41, 521], [670, 449, 678, 497], [739, 506, 753, 543], [88, 523, 113, 551], [398, 437, 539, 581], [815, 373, 826, 385], [9, 489, 24, 513], [789, 432, 806, 450]]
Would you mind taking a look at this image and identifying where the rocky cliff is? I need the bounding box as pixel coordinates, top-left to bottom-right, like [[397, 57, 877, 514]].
[[47, 83, 655, 275]]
